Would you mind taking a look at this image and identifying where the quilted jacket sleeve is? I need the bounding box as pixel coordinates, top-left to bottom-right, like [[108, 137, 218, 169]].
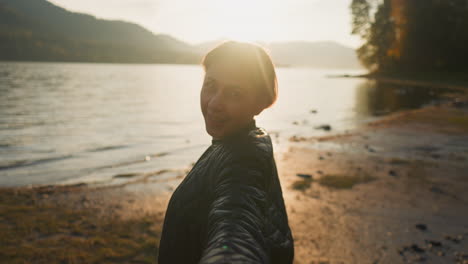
[[199, 156, 270, 264]]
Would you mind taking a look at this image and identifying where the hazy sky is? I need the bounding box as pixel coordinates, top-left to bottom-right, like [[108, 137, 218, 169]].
[[49, 0, 362, 48]]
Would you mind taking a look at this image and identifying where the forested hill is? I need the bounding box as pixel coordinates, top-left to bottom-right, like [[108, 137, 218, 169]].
[[0, 0, 199, 63]]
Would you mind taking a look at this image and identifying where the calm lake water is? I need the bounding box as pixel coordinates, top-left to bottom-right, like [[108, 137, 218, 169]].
[[0, 62, 453, 186]]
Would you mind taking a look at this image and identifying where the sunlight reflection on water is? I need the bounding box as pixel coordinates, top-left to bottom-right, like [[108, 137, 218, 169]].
[[0, 62, 453, 186]]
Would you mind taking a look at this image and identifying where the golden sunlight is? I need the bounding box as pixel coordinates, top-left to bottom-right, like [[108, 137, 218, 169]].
[[210, 0, 278, 42]]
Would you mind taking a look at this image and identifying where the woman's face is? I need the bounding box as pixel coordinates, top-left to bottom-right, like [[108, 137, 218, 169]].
[[200, 62, 265, 139]]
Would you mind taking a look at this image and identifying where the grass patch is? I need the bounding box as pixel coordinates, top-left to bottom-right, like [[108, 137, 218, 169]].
[[448, 115, 468, 130], [403, 107, 468, 133], [291, 178, 313, 191], [0, 188, 160, 264], [318, 174, 376, 189]]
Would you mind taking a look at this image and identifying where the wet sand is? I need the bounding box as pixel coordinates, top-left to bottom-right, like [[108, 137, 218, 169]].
[[281, 101, 468, 264], [1, 90, 468, 263]]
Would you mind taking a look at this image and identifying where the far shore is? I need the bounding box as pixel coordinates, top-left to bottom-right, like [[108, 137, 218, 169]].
[[1, 77, 468, 263], [329, 71, 468, 92]]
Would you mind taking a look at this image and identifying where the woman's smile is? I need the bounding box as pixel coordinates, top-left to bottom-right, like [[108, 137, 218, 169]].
[[207, 114, 228, 129], [208, 113, 227, 122]]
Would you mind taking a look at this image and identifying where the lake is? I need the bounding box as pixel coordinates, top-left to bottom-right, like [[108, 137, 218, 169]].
[[0, 62, 452, 186]]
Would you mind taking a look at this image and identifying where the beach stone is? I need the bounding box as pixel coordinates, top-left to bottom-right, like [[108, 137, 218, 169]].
[[425, 240, 442, 247], [289, 135, 307, 142], [365, 145, 376, 152], [452, 98, 468, 108], [430, 186, 445, 194], [410, 244, 425, 253], [445, 235, 461, 244], [315, 124, 331, 131], [296, 173, 313, 179], [416, 224, 428, 231]]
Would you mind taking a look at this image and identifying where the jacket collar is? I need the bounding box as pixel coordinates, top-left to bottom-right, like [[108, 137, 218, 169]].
[[211, 119, 257, 145]]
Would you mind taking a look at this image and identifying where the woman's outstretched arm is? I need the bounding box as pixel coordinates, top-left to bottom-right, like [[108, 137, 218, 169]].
[[199, 158, 269, 264]]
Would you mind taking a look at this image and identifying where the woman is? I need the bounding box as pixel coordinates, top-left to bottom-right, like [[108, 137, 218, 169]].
[[158, 41, 294, 264]]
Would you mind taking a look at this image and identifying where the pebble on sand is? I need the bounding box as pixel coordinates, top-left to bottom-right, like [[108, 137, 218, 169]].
[[296, 173, 313, 179], [415, 224, 428, 231], [315, 124, 332, 131]]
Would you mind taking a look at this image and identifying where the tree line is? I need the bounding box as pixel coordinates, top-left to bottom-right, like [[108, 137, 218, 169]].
[[351, 0, 468, 73]]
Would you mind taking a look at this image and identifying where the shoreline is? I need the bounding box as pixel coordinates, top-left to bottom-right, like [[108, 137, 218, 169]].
[[280, 91, 468, 263], [2, 82, 468, 263], [329, 72, 468, 92]]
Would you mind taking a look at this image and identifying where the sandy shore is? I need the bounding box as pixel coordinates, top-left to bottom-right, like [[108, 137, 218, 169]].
[[1, 89, 468, 263], [281, 100, 468, 264]]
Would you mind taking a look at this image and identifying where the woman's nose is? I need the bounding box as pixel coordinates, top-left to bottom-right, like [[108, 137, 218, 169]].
[[208, 90, 225, 113]]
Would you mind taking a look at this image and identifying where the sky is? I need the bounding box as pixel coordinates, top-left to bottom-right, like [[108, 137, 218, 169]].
[[49, 0, 362, 48]]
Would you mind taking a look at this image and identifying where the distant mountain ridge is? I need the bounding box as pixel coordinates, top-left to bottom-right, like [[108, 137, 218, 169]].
[[267, 41, 361, 68], [194, 40, 361, 68], [0, 0, 198, 63], [0, 0, 361, 68]]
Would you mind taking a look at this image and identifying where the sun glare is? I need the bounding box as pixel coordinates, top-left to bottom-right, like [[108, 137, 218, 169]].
[[211, 0, 277, 42]]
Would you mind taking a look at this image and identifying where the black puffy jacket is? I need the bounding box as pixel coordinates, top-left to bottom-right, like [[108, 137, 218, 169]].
[[158, 119, 294, 264]]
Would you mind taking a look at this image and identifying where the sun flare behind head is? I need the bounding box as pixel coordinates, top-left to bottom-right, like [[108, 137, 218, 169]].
[[211, 0, 277, 42]]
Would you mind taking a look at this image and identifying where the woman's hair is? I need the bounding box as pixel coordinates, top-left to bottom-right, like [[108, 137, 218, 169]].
[[201, 41, 278, 109]]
